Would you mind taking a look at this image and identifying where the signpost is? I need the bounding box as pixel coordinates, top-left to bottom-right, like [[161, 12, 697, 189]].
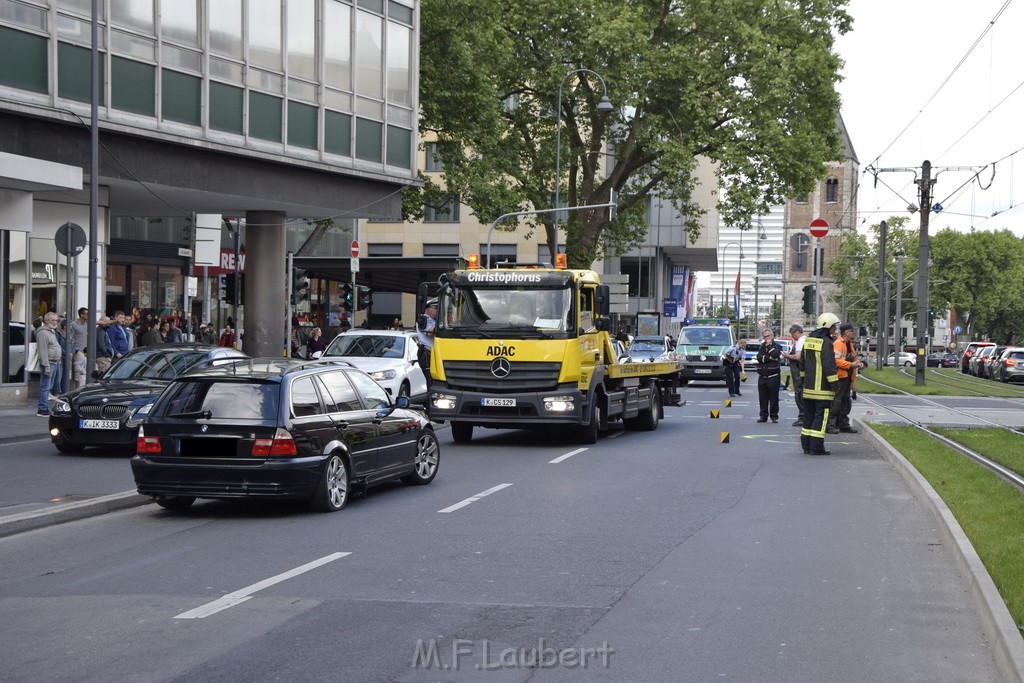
[[809, 218, 829, 318]]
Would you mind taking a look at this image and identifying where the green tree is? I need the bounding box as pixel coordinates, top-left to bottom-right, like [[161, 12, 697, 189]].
[[419, 0, 852, 268]]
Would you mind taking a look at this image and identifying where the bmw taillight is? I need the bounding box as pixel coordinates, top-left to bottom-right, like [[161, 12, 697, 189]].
[[1005, 359, 1016, 366], [251, 428, 298, 456], [136, 426, 161, 454]]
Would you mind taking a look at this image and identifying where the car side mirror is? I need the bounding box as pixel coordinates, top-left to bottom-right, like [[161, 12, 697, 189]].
[[594, 318, 610, 332], [395, 396, 411, 409], [91, 370, 103, 379]]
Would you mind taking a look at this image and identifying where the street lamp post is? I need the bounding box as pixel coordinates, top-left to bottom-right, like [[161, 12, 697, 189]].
[[553, 68, 613, 253]]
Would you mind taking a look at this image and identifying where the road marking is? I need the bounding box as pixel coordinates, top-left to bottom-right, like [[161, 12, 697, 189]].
[[550, 447, 588, 463], [174, 552, 351, 619], [438, 483, 513, 513]]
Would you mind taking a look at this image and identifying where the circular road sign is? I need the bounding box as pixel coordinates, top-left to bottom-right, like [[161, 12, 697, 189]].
[[55, 222, 87, 257], [809, 218, 829, 238], [350, 240, 359, 259]]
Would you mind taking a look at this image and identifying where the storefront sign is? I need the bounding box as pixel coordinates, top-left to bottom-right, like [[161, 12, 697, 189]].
[[192, 249, 246, 276]]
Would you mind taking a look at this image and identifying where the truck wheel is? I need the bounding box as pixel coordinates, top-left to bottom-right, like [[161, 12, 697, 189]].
[[451, 422, 473, 443], [636, 386, 660, 431], [578, 398, 601, 444]]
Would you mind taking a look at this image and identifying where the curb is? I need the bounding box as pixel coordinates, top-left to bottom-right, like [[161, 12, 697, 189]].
[[859, 418, 1024, 683], [0, 491, 151, 539]]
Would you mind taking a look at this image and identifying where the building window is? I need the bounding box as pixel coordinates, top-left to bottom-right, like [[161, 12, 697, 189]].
[[368, 243, 402, 257], [161, 0, 198, 47], [324, 0, 352, 91], [210, 81, 244, 134], [388, 1, 413, 24], [425, 142, 445, 172], [620, 257, 653, 298], [479, 244, 516, 267], [247, 0, 282, 71], [355, 10, 382, 99], [325, 110, 352, 156], [111, 56, 155, 116], [287, 100, 318, 150], [59, 41, 105, 103], [0, 26, 48, 94], [386, 21, 411, 106], [161, 70, 201, 125], [423, 243, 459, 257], [355, 117, 383, 162], [249, 91, 282, 142], [286, 0, 316, 80], [209, 0, 242, 58], [425, 194, 460, 223], [537, 243, 567, 264], [385, 125, 412, 168], [825, 178, 839, 203]]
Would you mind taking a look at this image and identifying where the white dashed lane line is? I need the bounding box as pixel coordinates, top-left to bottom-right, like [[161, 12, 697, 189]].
[[437, 483, 513, 513], [174, 552, 351, 619], [549, 447, 589, 463]]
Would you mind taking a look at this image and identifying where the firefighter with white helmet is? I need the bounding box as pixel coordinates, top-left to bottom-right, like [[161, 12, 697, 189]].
[[799, 312, 841, 455]]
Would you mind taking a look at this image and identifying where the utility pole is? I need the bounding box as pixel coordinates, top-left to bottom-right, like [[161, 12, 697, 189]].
[[915, 160, 934, 386], [876, 219, 887, 371], [895, 251, 904, 353]]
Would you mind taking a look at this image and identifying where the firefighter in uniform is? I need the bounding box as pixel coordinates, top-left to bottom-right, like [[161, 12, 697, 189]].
[[800, 312, 841, 455]]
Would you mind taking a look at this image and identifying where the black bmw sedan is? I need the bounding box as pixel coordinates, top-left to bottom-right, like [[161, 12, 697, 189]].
[[47, 345, 247, 454]]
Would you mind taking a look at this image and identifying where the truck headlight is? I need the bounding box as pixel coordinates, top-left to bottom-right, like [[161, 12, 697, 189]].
[[431, 392, 457, 411], [369, 369, 397, 381], [543, 395, 575, 412]]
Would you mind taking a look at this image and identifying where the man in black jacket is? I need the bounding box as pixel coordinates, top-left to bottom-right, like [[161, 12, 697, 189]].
[[755, 328, 784, 423]]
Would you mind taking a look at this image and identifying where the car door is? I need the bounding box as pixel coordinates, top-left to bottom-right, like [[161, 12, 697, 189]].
[[286, 376, 341, 456], [346, 369, 418, 474], [403, 333, 428, 397], [314, 370, 380, 477]]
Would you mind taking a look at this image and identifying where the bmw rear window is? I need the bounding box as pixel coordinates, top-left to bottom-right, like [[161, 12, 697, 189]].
[[157, 380, 280, 420]]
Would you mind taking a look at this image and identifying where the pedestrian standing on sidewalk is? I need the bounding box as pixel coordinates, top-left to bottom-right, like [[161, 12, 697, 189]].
[[800, 312, 840, 455], [108, 310, 130, 361], [755, 328, 784, 423], [69, 307, 89, 389], [35, 312, 62, 416], [722, 338, 746, 397], [782, 324, 805, 426], [827, 323, 865, 434], [95, 315, 114, 374]]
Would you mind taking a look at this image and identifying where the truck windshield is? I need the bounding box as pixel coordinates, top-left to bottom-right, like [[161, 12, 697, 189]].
[[437, 284, 574, 339]]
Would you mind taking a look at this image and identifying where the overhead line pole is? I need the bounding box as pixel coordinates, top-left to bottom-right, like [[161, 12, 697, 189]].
[[915, 160, 934, 386]]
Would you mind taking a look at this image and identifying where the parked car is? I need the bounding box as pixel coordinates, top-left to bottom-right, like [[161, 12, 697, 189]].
[[884, 351, 916, 367], [960, 341, 995, 374], [968, 344, 997, 377], [675, 325, 734, 384], [47, 344, 247, 454], [320, 329, 427, 401], [131, 358, 439, 512], [993, 347, 1024, 384], [987, 348, 1011, 378], [8, 321, 26, 382], [624, 336, 675, 363], [926, 352, 958, 368]]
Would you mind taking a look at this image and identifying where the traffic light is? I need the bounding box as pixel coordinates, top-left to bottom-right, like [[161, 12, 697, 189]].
[[357, 285, 373, 311], [341, 282, 354, 310], [218, 275, 227, 300], [801, 285, 815, 314], [291, 268, 310, 305], [224, 274, 236, 303]]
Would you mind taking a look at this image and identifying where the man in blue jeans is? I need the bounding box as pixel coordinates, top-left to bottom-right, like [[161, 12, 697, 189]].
[[35, 312, 63, 416]]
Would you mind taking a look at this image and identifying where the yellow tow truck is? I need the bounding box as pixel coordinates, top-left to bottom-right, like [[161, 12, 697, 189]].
[[422, 255, 685, 444]]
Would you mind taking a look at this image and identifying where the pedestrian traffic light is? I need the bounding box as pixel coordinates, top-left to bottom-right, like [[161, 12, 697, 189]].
[[802, 285, 815, 314], [224, 274, 236, 303], [357, 285, 373, 311], [292, 268, 310, 305], [341, 282, 354, 310], [218, 275, 227, 300]]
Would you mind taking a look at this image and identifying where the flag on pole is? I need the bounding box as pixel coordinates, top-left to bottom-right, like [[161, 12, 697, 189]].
[[733, 273, 744, 320]]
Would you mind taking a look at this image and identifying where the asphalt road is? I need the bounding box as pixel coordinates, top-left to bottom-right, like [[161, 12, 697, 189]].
[[0, 386, 1001, 681]]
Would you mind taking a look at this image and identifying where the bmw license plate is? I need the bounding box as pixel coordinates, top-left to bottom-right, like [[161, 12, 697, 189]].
[[695, 369, 712, 374], [80, 419, 119, 430], [481, 398, 516, 407]]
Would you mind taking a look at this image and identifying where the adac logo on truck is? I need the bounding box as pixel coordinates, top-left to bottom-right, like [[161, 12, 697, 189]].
[[486, 345, 515, 357], [466, 272, 542, 283]]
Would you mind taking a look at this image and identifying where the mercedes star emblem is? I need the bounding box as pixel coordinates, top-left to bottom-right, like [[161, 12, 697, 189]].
[[490, 357, 511, 379]]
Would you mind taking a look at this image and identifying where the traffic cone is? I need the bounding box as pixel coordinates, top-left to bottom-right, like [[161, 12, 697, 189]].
[[724, 399, 732, 408], [710, 409, 720, 419], [720, 432, 730, 444]]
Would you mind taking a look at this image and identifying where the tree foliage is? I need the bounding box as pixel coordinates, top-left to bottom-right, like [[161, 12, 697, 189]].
[[419, 0, 852, 268], [829, 219, 1024, 345]]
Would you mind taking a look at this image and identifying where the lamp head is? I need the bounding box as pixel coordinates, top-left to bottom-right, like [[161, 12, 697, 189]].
[[597, 95, 614, 113]]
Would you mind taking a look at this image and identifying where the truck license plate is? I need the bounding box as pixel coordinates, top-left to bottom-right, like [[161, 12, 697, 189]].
[[694, 369, 712, 374], [481, 398, 516, 407], [80, 419, 119, 430]]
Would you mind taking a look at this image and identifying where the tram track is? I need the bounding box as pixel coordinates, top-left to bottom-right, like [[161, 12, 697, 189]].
[[856, 373, 1024, 494]]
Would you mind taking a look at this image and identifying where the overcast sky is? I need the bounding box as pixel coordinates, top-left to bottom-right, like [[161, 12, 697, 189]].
[[837, 0, 1024, 237]]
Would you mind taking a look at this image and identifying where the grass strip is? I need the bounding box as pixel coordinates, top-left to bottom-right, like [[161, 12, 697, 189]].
[[933, 427, 1024, 477], [932, 369, 1024, 398], [871, 424, 1024, 632], [856, 367, 970, 395]]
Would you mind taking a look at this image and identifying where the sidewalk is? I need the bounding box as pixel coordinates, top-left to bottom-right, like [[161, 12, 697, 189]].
[[0, 404, 150, 538]]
